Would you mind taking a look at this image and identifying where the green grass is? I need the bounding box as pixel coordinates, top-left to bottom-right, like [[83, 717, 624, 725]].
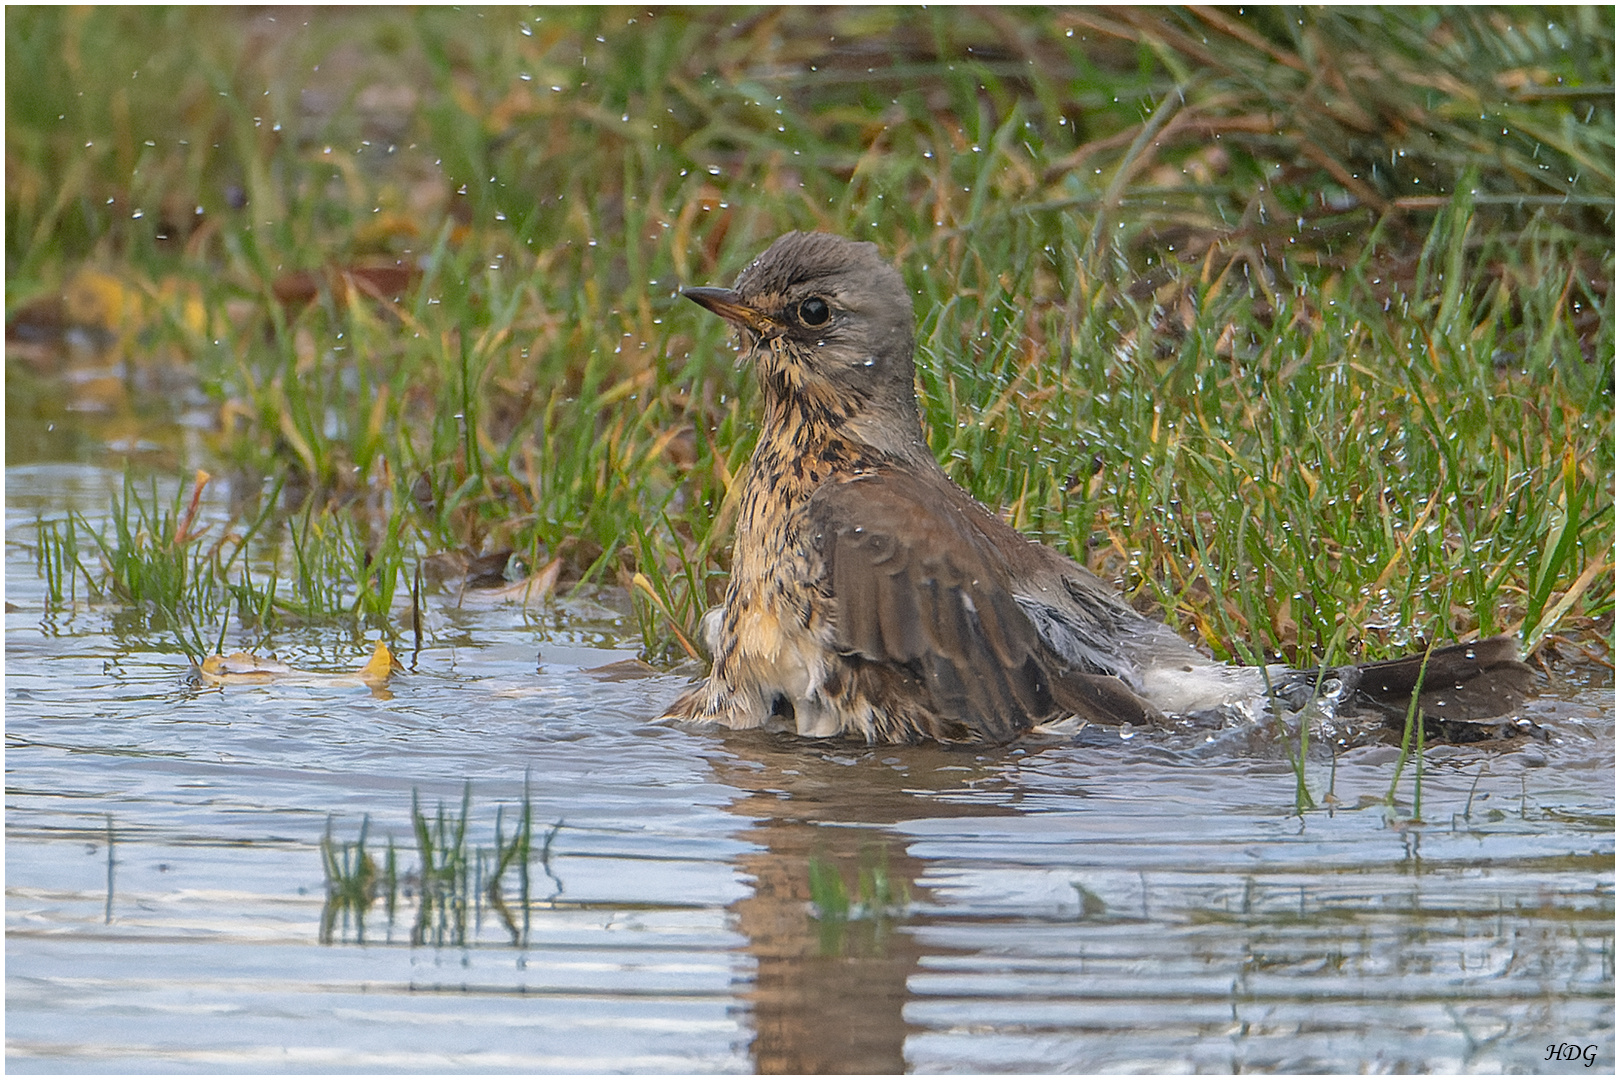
[[320, 781, 561, 948], [807, 843, 912, 957], [35, 469, 411, 658], [319, 813, 382, 945], [7, 7, 1614, 672], [56, 470, 249, 660]]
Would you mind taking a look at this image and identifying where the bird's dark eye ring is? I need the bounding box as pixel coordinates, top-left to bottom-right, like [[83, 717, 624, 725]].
[[797, 296, 831, 326]]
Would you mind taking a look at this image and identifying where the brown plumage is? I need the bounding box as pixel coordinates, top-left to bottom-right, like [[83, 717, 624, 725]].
[[658, 231, 1535, 744]]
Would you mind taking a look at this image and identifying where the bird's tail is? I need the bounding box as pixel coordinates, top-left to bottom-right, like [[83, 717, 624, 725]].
[[1272, 635, 1539, 743]]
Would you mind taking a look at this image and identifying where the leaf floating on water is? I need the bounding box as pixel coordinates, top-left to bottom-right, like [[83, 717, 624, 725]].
[[477, 557, 562, 606], [353, 640, 404, 686], [197, 641, 401, 689], [421, 550, 562, 609], [583, 658, 661, 682], [197, 652, 291, 684]]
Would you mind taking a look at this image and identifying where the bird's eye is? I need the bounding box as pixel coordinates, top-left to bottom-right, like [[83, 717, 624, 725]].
[[797, 296, 831, 326]]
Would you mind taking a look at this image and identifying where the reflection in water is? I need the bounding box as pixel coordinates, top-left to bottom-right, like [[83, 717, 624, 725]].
[[707, 726, 1616, 1073], [103, 813, 116, 925], [713, 737, 1014, 1074], [7, 459, 1610, 1072], [731, 815, 922, 1072], [316, 786, 565, 949]]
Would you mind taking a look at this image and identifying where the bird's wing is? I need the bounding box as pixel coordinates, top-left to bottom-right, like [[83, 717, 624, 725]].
[[809, 470, 1161, 740]]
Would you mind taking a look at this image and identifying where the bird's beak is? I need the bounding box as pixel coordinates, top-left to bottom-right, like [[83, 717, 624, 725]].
[[682, 286, 773, 334]]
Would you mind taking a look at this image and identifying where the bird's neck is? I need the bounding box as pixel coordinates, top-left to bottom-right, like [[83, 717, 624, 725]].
[[752, 382, 935, 496], [730, 375, 941, 598]]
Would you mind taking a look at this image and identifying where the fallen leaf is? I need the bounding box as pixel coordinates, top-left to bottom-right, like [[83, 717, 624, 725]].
[[197, 640, 401, 689], [272, 261, 418, 310], [447, 557, 563, 609], [583, 658, 661, 682]]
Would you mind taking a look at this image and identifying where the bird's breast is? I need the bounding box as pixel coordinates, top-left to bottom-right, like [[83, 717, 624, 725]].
[[703, 417, 863, 729]]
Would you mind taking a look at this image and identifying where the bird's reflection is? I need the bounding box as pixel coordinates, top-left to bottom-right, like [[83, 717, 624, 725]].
[[710, 734, 1021, 1074]]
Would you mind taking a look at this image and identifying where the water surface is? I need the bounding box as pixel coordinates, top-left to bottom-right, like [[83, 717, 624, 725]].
[[6, 462, 1614, 1073]]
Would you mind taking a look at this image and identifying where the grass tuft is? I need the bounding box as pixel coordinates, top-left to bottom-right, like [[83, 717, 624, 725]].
[[807, 843, 912, 957], [7, 8, 1612, 676], [320, 783, 562, 948]]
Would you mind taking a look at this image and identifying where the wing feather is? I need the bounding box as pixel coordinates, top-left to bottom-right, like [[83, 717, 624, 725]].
[[811, 470, 1159, 740]]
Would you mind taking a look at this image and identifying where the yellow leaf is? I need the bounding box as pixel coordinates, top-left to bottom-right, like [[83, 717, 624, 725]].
[[198, 652, 292, 685], [1297, 462, 1319, 497], [355, 640, 402, 686], [197, 641, 400, 689]]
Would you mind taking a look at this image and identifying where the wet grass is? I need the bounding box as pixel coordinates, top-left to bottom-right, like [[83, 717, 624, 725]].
[[320, 780, 562, 948], [808, 843, 912, 957], [59, 470, 249, 659], [318, 813, 382, 945], [34, 468, 412, 658], [1385, 637, 1438, 820], [7, 8, 1613, 674]]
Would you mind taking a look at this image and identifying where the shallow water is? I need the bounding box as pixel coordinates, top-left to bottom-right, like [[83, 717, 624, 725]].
[[5, 462, 1614, 1073]]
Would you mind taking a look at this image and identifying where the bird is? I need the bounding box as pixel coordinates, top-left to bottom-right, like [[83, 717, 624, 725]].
[[658, 231, 1534, 745]]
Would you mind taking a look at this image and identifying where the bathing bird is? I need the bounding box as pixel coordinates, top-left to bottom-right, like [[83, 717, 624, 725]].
[[659, 231, 1533, 744]]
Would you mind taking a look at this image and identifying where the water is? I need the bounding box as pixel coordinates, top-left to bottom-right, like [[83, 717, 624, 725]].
[[5, 462, 1614, 1073]]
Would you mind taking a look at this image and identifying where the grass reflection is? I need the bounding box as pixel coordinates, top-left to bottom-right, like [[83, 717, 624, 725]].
[[319, 780, 561, 948], [807, 843, 912, 958]]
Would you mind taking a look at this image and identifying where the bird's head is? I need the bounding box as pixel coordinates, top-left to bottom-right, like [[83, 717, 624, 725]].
[[683, 232, 923, 448]]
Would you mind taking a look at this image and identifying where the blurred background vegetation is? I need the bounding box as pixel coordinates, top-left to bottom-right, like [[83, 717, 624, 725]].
[[6, 6, 1613, 669]]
